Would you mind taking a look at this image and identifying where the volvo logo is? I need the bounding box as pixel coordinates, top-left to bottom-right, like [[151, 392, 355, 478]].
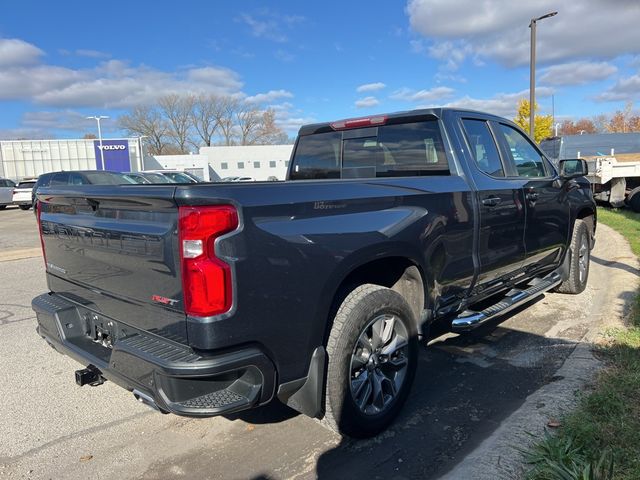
[[98, 144, 126, 151]]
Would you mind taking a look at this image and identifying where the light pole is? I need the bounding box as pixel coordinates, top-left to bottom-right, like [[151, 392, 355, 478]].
[[555, 122, 560, 136], [138, 135, 148, 171], [529, 11, 557, 139], [87, 115, 109, 170]]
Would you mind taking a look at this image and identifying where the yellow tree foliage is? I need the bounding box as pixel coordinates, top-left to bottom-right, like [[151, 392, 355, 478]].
[[513, 98, 553, 143]]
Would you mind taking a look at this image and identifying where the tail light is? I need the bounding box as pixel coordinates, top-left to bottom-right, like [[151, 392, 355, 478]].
[[36, 200, 47, 267], [178, 205, 239, 317]]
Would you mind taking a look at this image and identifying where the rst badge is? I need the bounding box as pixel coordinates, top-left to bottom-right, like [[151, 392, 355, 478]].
[[151, 295, 179, 306]]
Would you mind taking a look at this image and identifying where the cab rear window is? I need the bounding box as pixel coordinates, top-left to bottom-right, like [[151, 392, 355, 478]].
[[290, 120, 449, 180]]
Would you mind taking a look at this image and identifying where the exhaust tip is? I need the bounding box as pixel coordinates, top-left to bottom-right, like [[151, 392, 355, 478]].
[[133, 389, 160, 411]]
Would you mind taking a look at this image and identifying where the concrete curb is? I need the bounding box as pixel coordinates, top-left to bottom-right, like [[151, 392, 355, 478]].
[[437, 223, 640, 479]]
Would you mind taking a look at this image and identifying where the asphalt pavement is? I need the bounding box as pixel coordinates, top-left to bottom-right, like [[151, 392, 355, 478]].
[[0, 209, 638, 480]]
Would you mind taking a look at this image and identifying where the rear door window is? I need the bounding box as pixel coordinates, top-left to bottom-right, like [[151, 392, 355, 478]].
[[461, 119, 505, 177]]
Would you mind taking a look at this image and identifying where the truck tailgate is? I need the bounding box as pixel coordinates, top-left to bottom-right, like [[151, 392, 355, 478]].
[[37, 185, 187, 343]]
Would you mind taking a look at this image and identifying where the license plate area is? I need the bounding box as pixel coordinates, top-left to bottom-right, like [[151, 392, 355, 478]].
[[83, 311, 119, 349]]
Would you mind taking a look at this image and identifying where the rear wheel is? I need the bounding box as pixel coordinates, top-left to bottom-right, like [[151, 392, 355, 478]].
[[556, 219, 590, 294], [322, 284, 418, 438], [19, 204, 30, 211], [627, 187, 640, 213]]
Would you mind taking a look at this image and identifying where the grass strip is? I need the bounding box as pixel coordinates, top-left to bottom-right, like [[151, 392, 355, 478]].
[[526, 208, 640, 480]]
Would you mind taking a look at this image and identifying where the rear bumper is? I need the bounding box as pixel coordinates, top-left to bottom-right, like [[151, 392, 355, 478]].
[[32, 293, 276, 416], [12, 192, 32, 205]]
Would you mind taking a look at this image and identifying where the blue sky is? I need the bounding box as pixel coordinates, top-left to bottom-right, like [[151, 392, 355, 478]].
[[1, 0, 639, 140]]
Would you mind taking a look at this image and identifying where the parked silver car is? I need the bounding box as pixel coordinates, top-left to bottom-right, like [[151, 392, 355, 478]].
[[0, 178, 16, 209]]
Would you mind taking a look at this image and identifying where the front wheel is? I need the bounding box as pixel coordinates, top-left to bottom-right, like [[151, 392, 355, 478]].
[[19, 204, 31, 211], [322, 284, 418, 438], [556, 219, 590, 294], [627, 187, 640, 213]]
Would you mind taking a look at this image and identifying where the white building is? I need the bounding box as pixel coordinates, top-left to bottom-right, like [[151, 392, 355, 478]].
[[0, 138, 143, 181], [145, 154, 212, 181], [0, 138, 294, 183], [199, 145, 294, 181]]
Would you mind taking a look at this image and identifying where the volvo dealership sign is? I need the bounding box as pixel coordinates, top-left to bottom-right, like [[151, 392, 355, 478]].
[[94, 140, 131, 172]]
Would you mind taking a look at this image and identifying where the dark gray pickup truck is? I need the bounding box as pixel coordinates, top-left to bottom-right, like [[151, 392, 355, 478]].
[[32, 108, 596, 437]]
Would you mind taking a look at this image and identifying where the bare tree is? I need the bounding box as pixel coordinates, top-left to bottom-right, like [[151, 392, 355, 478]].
[[592, 114, 609, 133], [233, 106, 287, 145], [118, 105, 169, 155], [191, 94, 224, 147], [215, 97, 240, 146], [559, 118, 596, 135], [159, 94, 195, 153], [235, 104, 264, 145], [254, 108, 287, 144]]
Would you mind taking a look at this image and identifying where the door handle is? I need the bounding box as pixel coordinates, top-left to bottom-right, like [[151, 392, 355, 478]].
[[481, 196, 502, 207]]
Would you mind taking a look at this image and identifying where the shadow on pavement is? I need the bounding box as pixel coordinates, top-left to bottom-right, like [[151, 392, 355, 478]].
[[314, 309, 577, 479], [139, 292, 589, 480], [591, 255, 640, 278]]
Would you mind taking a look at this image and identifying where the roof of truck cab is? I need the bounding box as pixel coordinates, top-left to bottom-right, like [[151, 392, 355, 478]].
[[297, 107, 510, 136]]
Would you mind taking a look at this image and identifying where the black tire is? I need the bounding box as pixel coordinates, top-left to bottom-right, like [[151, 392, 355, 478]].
[[627, 187, 640, 213], [0, 205, 6, 210], [556, 219, 590, 294], [19, 204, 31, 211], [322, 284, 418, 438]]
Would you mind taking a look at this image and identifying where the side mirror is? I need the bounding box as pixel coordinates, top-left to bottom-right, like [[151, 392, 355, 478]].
[[559, 159, 588, 179]]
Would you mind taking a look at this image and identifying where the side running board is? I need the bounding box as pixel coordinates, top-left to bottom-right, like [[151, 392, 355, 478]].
[[451, 271, 562, 332]]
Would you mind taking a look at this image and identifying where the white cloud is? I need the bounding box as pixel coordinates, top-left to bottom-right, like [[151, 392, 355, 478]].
[[596, 75, 640, 102], [22, 110, 117, 133], [0, 55, 244, 108], [445, 88, 554, 118], [0, 36, 308, 138], [539, 61, 617, 86], [355, 96, 380, 109], [75, 49, 111, 59], [185, 66, 243, 92], [0, 65, 87, 100], [407, 0, 640, 68], [274, 49, 295, 62], [427, 41, 471, 71], [0, 38, 44, 67], [236, 11, 305, 43], [390, 86, 455, 102], [0, 127, 51, 140], [356, 82, 386, 93], [245, 89, 294, 104], [270, 102, 315, 133]]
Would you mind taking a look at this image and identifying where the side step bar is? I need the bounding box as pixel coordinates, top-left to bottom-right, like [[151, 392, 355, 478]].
[[451, 271, 562, 332]]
